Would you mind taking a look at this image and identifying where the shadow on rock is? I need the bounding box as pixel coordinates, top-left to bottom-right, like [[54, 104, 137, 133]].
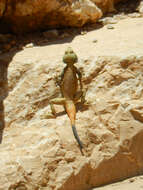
[[0, 59, 10, 143]]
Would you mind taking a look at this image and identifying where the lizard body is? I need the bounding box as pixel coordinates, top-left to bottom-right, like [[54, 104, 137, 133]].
[[61, 66, 78, 100], [49, 47, 85, 154]]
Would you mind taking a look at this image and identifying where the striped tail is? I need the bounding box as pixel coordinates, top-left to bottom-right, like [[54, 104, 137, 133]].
[[72, 125, 83, 152], [65, 101, 84, 154]]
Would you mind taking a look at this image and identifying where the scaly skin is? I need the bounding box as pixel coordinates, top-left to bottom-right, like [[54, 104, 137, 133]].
[[49, 47, 86, 155]]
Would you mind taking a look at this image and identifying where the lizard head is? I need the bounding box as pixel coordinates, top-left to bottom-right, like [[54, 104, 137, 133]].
[[63, 47, 78, 65]]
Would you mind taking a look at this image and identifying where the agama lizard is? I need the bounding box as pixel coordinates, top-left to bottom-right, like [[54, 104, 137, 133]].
[[48, 47, 86, 154]]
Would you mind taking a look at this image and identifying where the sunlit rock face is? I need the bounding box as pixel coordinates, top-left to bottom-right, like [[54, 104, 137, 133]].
[[0, 52, 143, 190]]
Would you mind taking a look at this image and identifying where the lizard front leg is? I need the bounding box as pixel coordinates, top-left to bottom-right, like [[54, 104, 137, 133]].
[[54, 68, 66, 87], [74, 89, 87, 104], [75, 68, 87, 104], [80, 88, 87, 104], [76, 68, 83, 90]]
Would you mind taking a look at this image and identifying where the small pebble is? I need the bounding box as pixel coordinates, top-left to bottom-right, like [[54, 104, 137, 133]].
[[107, 25, 114, 29], [25, 43, 34, 48], [114, 14, 127, 20], [81, 31, 87, 35], [129, 178, 135, 183], [108, 19, 118, 24], [92, 38, 98, 43], [98, 17, 118, 25]]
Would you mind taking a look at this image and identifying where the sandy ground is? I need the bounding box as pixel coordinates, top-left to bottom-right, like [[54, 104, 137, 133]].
[[12, 17, 143, 65]]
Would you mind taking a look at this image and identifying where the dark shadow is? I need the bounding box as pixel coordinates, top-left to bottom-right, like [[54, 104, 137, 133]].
[[115, 0, 140, 14], [0, 58, 10, 143]]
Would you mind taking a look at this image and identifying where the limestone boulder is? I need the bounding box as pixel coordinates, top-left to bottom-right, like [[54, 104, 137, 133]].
[[0, 0, 125, 33], [0, 0, 102, 33], [0, 53, 143, 190]]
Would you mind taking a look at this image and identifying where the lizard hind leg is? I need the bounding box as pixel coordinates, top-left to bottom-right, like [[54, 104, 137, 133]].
[[49, 97, 66, 116]]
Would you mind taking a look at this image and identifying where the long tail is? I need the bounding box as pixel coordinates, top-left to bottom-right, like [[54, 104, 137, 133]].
[[65, 101, 84, 154], [72, 125, 83, 154]]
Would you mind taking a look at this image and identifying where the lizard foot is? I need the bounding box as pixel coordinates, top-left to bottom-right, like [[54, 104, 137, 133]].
[[40, 113, 56, 119]]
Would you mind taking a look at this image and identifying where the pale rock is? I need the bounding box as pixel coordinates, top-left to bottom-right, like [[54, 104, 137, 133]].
[[137, 0, 143, 14], [106, 24, 114, 29], [0, 53, 143, 190], [24, 43, 34, 49], [128, 13, 141, 18], [98, 17, 118, 25]]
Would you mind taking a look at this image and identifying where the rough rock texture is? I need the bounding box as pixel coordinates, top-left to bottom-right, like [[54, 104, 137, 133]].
[[0, 52, 143, 190], [1, 16, 143, 190], [0, 0, 125, 33]]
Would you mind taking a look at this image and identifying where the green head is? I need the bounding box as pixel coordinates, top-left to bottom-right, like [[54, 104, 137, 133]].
[[63, 47, 78, 65]]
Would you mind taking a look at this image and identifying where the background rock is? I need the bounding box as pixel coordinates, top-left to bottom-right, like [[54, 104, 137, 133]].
[[0, 0, 126, 33]]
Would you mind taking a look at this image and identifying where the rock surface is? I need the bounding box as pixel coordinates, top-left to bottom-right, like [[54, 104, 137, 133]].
[[0, 17, 143, 190], [0, 0, 125, 33]]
